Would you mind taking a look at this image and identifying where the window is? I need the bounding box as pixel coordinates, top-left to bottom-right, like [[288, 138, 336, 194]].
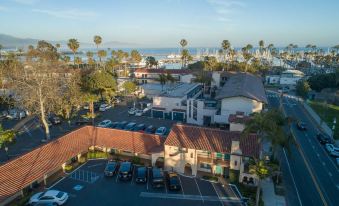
[[199, 163, 211, 169], [190, 153, 193, 158], [188, 101, 192, 118], [224, 154, 230, 160], [234, 160, 237, 166]]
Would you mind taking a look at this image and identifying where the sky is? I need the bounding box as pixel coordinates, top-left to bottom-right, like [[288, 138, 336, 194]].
[[0, 0, 338, 48]]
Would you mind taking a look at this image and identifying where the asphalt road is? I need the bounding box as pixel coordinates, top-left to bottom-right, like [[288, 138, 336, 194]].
[[266, 91, 339, 206]]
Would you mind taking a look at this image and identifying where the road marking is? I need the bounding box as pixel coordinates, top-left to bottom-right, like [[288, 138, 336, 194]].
[[87, 163, 104, 168], [290, 130, 329, 206], [194, 178, 204, 203], [283, 148, 303, 206], [212, 182, 224, 206], [115, 171, 119, 183], [23, 125, 32, 137], [178, 175, 185, 196], [131, 166, 136, 185]]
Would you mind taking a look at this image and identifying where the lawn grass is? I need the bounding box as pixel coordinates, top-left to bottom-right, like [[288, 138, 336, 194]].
[[308, 100, 339, 139]]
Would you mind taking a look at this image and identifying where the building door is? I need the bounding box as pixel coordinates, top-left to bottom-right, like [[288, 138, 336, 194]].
[[172, 112, 184, 121], [184, 163, 192, 176], [203, 116, 212, 126], [152, 110, 164, 118]]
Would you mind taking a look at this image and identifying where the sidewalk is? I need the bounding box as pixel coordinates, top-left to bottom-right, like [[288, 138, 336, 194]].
[[261, 178, 285, 206]]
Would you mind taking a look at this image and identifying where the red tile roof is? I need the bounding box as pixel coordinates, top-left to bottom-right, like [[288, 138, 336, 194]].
[[165, 124, 260, 158], [0, 126, 163, 203], [135, 68, 192, 75]]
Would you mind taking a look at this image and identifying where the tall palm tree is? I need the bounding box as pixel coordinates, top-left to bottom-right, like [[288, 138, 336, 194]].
[[243, 109, 290, 206], [67, 38, 80, 65], [221, 40, 231, 71], [97, 50, 107, 65], [93, 35, 102, 49], [180, 39, 188, 68], [259, 40, 265, 55], [157, 73, 168, 91]]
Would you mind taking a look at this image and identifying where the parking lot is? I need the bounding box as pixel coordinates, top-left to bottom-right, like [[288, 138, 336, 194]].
[[50, 160, 244, 206]]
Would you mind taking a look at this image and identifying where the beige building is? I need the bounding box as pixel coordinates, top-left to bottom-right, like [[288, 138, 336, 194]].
[[164, 124, 260, 180]]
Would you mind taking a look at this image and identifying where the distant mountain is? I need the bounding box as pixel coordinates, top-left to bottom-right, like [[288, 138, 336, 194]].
[[0, 34, 138, 49]]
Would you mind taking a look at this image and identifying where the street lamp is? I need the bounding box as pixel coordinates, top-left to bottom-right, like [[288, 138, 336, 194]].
[[4, 146, 9, 160]]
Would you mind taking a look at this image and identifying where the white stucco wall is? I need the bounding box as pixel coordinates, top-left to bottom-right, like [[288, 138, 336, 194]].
[[164, 145, 197, 175], [153, 96, 186, 113], [180, 74, 194, 83], [279, 77, 301, 85], [229, 123, 245, 132], [186, 99, 217, 125], [219, 97, 263, 123]]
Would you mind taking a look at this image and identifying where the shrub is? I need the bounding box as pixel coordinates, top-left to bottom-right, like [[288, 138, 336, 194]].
[[78, 157, 86, 163], [229, 169, 240, 183], [64, 164, 73, 172], [87, 151, 108, 159], [131, 156, 141, 165], [202, 175, 218, 181]]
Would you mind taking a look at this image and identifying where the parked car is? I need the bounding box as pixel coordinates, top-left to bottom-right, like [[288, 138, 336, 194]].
[[151, 168, 164, 188], [155, 127, 167, 136], [97, 120, 113, 128], [325, 144, 339, 157], [118, 162, 133, 181], [28, 190, 68, 205], [110, 121, 119, 129], [135, 167, 147, 183], [124, 122, 137, 130], [167, 172, 181, 191], [135, 109, 143, 117], [128, 108, 137, 115], [132, 124, 146, 132], [116, 121, 128, 129], [99, 104, 112, 112], [104, 161, 118, 177], [145, 125, 156, 134], [75, 117, 91, 125], [316, 133, 333, 144], [297, 121, 307, 130], [6, 109, 26, 120], [49, 115, 61, 125]]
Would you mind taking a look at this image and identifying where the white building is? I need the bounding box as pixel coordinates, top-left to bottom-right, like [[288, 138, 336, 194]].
[[214, 73, 267, 125], [164, 124, 260, 184], [151, 83, 202, 122], [279, 69, 304, 85]]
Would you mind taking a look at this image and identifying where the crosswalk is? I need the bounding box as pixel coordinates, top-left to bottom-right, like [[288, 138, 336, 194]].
[[69, 169, 101, 183]]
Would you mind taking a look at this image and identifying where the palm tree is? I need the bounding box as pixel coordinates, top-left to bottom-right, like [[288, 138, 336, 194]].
[[221, 40, 231, 71], [86, 51, 94, 65], [243, 109, 290, 206], [67, 38, 80, 65], [97, 50, 107, 65], [166, 72, 175, 84], [181, 49, 191, 68], [157, 73, 168, 91], [242, 44, 253, 72], [93, 35, 102, 49], [259, 40, 265, 55], [83, 93, 99, 125], [180, 39, 188, 68], [62, 55, 71, 64]]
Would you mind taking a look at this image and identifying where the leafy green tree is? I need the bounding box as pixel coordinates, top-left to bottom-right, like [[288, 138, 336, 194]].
[[85, 70, 117, 102], [308, 73, 337, 91], [122, 81, 137, 94], [166, 72, 175, 84], [0, 125, 16, 149], [296, 80, 310, 99], [35, 40, 59, 62], [203, 56, 218, 71], [145, 56, 156, 68], [94, 35, 102, 49], [67, 38, 80, 65]]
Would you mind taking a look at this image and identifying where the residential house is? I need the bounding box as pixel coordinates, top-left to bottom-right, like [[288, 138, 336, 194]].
[[164, 124, 260, 184], [214, 73, 267, 126]]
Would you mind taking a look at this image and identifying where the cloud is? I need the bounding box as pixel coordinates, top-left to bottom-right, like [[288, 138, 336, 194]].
[[206, 0, 245, 23], [32, 8, 98, 19], [12, 0, 40, 5]]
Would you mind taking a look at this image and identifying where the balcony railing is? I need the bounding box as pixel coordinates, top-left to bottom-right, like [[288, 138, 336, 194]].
[[197, 156, 230, 166]]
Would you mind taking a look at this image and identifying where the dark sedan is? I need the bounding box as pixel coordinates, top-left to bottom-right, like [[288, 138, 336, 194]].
[[104, 161, 118, 177], [132, 124, 146, 132], [166, 172, 181, 191], [145, 125, 156, 134], [135, 167, 147, 183], [316, 133, 333, 144], [297, 121, 307, 130]]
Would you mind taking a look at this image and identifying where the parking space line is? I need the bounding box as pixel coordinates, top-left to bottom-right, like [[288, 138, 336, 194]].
[[164, 177, 168, 194], [131, 166, 136, 185], [146, 167, 150, 191], [194, 178, 204, 203], [178, 175, 185, 196], [212, 182, 224, 206], [115, 171, 119, 182]]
